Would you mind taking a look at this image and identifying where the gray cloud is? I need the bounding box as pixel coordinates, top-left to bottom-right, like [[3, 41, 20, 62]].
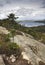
[[0, 0, 44, 8], [42, 0, 45, 8]]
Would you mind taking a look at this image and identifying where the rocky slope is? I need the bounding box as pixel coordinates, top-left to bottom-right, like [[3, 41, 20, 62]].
[[11, 33, 45, 65], [0, 26, 45, 65]]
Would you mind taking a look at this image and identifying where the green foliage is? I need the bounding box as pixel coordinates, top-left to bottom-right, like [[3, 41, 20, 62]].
[[0, 33, 21, 56], [8, 13, 18, 20], [10, 29, 16, 36], [0, 42, 21, 56], [8, 43, 19, 50], [4, 35, 10, 42]]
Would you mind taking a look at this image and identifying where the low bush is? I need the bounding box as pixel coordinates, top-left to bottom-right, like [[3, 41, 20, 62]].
[[0, 42, 21, 56]]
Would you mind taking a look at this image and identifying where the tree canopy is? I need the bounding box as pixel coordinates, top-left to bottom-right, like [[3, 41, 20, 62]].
[[8, 13, 18, 21]]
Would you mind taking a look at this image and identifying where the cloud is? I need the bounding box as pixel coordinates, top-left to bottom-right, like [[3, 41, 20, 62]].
[[42, 0, 45, 8], [0, 0, 45, 20], [0, 0, 44, 7]]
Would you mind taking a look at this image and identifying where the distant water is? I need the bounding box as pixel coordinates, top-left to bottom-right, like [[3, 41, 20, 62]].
[[19, 21, 45, 27]]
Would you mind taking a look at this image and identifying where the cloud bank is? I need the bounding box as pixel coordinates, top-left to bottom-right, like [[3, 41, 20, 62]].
[[0, 0, 45, 20]]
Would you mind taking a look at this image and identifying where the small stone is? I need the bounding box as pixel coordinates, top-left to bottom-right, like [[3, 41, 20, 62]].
[[10, 55, 16, 63], [11, 58, 16, 63]]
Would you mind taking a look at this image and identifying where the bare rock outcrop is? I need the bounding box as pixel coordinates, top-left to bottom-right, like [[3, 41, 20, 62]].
[[0, 26, 45, 65], [0, 26, 10, 34], [11, 33, 45, 65]]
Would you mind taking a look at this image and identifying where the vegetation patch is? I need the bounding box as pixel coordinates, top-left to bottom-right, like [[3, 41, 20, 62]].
[[0, 13, 45, 44]]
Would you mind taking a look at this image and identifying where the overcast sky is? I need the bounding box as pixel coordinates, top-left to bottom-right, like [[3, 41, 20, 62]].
[[0, 0, 45, 20]]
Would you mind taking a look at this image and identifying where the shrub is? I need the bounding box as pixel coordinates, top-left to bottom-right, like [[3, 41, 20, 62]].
[[0, 42, 21, 57]]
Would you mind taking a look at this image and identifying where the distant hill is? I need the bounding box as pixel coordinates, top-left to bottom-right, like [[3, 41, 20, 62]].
[[35, 20, 45, 23]]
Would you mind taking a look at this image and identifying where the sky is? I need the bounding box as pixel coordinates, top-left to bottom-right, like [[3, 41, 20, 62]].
[[0, 0, 45, 20]]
